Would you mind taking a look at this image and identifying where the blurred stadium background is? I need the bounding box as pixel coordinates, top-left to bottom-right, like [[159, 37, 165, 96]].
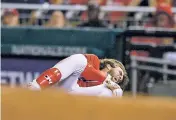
[[1, 0, 176, 120], [1, 0, 176, 97]]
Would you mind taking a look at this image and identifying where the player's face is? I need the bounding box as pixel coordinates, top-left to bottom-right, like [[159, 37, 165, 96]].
[[109, 67, 124, 84]]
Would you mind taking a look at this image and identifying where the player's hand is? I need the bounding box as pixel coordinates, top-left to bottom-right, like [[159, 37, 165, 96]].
[[112, 89, 123, 97], [104, 74, 121, 91], [105, 80, 121, 91]]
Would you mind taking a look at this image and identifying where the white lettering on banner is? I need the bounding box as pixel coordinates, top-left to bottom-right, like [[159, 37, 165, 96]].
[[1, 72, 8, 85], [12, 45, 87, 56], [1, 71, 40, 87]]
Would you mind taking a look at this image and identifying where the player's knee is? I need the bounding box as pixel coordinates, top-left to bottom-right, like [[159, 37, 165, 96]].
[[69, 54, 87, 68], [54, 54, 87, 70]]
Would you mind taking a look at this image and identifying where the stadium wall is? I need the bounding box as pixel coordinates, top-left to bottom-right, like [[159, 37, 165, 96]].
[[1, 27, 124, 58]]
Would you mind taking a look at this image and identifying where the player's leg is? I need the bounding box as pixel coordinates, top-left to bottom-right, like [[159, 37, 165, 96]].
[[28, 54, 87, 90], [98, 87, 114, 97], [58, 72, 83, 91], [69, 84, 105, 95], [98, 87, 123, 97], [68, 84, 113, 97], [69, 84, 123, 97]]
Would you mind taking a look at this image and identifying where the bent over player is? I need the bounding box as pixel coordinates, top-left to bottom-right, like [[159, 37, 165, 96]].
[[28, 54, 129, 97]]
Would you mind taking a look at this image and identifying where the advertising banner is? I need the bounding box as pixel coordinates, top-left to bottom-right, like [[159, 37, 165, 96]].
[[1, 57, 59, 87]]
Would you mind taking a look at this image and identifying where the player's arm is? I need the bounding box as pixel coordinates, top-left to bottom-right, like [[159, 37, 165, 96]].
[[82, 54, 106, 83]]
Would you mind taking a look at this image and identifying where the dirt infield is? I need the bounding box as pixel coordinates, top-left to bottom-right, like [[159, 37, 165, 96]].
[[2, 87, 176, 120]]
